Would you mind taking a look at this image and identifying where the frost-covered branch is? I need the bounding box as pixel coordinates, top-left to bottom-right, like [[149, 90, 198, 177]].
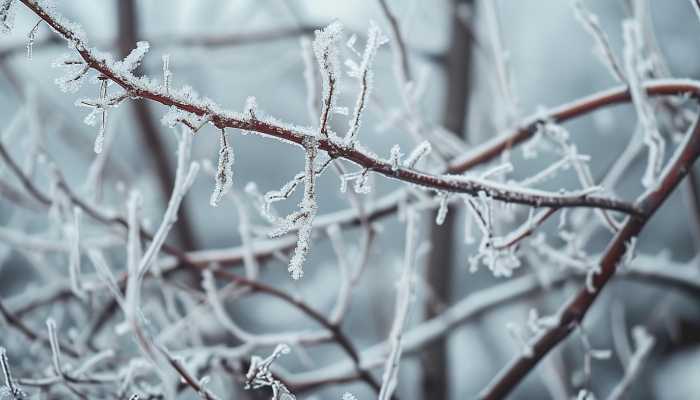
[[378, 211, 418, 400], [0, 347, 26, 399], [479, 110, 700, 400], [313, 21, 342, 138], [14, 0, 641, 216]]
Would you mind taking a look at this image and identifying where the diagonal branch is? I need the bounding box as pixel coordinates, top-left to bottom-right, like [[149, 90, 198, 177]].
[[479, 108, 700, 400], [18, 0, 640, 216]]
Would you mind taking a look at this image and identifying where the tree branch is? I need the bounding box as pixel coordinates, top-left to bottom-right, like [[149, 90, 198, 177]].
[[479, 108, 700, 400], [18, 0, 640, 216]]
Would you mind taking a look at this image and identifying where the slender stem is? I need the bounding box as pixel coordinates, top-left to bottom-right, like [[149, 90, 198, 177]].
[[479, 110, 700, 400]]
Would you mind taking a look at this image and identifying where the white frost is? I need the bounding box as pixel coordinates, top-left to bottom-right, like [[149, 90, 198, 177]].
[[210, 129, 234, 207]]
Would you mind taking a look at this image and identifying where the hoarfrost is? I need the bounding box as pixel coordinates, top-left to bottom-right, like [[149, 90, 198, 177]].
[[244, 344, 295, 400], [344, 21, 388, 145], [389, 144, 402, 171], [403, 141, 431, 169], [114, 41, 150, 74], [210, 129, 234, 207], [622, 20, 665, 188]]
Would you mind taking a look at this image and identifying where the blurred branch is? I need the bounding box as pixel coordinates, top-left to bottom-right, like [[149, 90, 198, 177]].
[[286, 253, 700, 392], [0, 299, 81, 358], [117, 0, 197, 250], [606, 327, 655, 400], [420, 0, 474, 398], [377, 0, 412, 83]]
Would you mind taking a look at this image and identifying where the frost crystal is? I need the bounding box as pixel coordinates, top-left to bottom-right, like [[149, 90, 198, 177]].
[[210, 129, 234, 207], [465, 193, 522, 277], [585, 264, 602, 293], [435, 193, 449, 225], [162, 54, 171, 93], [52, 54, 89, 93], [0, 0, 15, 35], [244, 96, 258, 120], [95, 80, 108, 154], [389, 144, 402, 171], [245, 345, 295, 400], [339, 169, 371, 194], [114, 41, 150, 74], [403, 141, 431, 168], [346, 34, 360, 56], [344, 21, 388, 145], [288, 137, 319, 279]]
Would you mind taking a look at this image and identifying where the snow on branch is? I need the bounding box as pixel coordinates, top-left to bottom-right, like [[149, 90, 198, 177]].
[[136, 126, 199, 282], [622, 20, 666, 188], [209, 128, 234, 207], [344, 21, 388, 146], [8, 3, 700, 398], [10, 2, 643, 219], [245, 344, 296, 400], [114, 41, 149, 74], [288, 137, 320, 280], [313, 21, 342, 138], [379, 210, 418, 400]]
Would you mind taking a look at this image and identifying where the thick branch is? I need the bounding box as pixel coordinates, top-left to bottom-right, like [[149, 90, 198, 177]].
[[479, 109, 700, 400], [18, 0, 640, 216]]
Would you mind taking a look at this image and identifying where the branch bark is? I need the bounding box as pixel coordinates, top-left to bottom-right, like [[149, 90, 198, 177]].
[[479, 108, 700, 400]]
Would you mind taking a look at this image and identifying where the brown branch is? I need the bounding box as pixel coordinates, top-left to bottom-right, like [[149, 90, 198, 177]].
[[446, 81, 700, 173], [479, 108, 700, 400], [17, 0, 641, 216]]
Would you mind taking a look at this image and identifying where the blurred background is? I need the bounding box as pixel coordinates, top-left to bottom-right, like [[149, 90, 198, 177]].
[[2, 0, 700, 399]]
